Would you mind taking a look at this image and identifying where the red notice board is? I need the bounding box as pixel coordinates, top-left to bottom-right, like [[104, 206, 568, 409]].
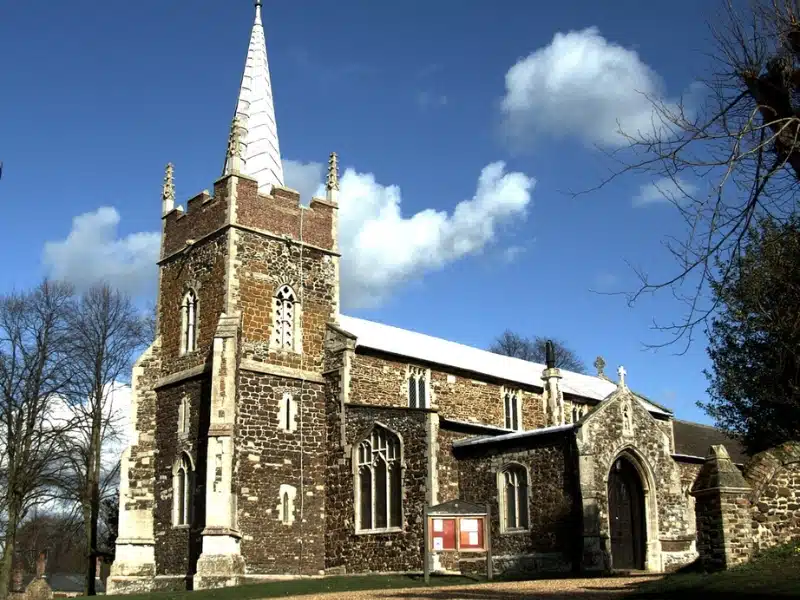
[[458, 517, 484, 551], [430, 518, 456, 551]]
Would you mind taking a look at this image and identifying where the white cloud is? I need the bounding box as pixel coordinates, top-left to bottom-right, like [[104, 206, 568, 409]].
[[285, 160, 535, 308], [42, 207, 160, 295], [283, 159, 325, 202], [501, 27, 671, 148], [633, 177, 697, 207]]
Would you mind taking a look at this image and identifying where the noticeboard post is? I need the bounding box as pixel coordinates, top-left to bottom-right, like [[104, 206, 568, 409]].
[[423, 500, 492, 583]]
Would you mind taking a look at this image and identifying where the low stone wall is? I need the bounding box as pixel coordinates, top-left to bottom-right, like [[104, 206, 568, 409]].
[[692, 441, 800, 571], [744, 442, 800, 551]]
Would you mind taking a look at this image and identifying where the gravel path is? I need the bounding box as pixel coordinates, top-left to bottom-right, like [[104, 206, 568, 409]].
[[286, 575, 661, 600]]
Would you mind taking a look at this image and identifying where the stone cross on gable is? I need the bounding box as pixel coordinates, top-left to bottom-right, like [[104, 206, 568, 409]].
[[618, 365, 627, 388]]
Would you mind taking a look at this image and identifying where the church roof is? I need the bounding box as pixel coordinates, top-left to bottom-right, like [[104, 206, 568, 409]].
[[224, 1, 284, 192], [338, 315, 670, 415], [672, 419, 747, 464]]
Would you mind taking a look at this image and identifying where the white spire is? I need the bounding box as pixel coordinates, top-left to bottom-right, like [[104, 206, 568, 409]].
[[224, 1, 284, 192]]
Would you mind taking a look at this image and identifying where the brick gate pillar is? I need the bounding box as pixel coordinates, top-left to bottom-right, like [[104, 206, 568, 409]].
[[690, 445, 753, 571]]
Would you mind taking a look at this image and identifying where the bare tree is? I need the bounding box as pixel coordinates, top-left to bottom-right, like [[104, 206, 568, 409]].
[[489, 330, 588, 373], [589, 0, 800, 350], [57, 284, 147, 596], [0, 280, 74, 599]]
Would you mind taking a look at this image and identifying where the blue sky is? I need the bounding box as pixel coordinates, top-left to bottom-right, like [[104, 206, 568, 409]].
[[0, 1, 723, 423]]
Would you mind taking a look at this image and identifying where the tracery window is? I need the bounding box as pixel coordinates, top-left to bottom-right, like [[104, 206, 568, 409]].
[[503, 388, 521, 430], [173, 453, 193, 527], [407, 366, 428, 409], [180, 289, 198, 355], [498, 464, 529, 532], [355, 426, 402, 532], [272, 285, 297, 351]]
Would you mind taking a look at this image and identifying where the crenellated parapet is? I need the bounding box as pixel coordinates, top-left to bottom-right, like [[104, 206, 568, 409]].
[[161, 174, 338, 261], [238, 182, 338, 253]]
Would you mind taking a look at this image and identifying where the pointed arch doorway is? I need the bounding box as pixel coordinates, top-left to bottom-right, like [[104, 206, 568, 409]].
[[608, 456, 646, 570]]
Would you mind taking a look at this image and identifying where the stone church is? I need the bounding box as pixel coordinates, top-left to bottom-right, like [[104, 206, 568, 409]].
[[108, 3, 744, 592]]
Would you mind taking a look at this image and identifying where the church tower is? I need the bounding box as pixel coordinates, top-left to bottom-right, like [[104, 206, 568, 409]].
[[109, 2, 340, 592]]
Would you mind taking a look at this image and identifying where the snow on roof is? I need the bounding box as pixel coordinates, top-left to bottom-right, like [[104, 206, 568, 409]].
[[453, 424, 576, 448], [338, 315, 671, 416]]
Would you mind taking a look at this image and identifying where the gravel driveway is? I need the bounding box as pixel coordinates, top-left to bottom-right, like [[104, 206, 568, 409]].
[[286, 575, 660, 600]]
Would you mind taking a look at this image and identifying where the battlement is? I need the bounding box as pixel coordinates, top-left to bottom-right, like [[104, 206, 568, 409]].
[[162, 177, 232, 257], [237, 181, 338, 252], [161, 174, 338, 260]]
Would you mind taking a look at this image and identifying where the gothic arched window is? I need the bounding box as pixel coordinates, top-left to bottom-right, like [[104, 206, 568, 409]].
[[355, 426, 402, 532], [407, 366, 428, 409], [180, 289, 198, 355], [173, 453, 193, 526], [498, 464, 529, 532], [503, 388, 521, 431], [272, 285, 298, 351]]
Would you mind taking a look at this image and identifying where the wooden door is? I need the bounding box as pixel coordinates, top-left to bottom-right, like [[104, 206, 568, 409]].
[[608, 458, 645, 570]]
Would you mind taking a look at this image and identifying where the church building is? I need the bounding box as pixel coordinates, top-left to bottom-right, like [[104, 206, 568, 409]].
[[108, 3, 744, 592]]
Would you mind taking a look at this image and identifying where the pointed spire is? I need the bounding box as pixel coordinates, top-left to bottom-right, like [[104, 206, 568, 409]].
[[326, 152, 339, 203], [224, 0, 284, 193], [162, 163, 175, 215]]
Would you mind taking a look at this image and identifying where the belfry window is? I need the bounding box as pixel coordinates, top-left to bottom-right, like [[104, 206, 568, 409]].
[[407, 367, 428, 409], [499, 464, 529, 532], [173, 453, 193, 527], [272, 285, 298, 351], [355, 426, 402, 532], [180, 290, 198, 355], [503, 388, 521, 430]]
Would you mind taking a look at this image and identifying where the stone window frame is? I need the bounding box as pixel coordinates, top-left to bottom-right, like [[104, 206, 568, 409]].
[[277, 484, 297, 526], [177, 395, 190, 439], [172, 452, 195, 528], [497, 462, 531, 534], [353, 423, 405, 535], [278, 391, 297, 433], [406, 365, 430, 409], [502, 387, 522, 431], [270, 283, 303, 354], [179, 288, 199, 356]]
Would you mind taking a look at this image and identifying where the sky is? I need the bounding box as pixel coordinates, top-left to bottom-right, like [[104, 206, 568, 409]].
[[0, 0, 727, 424]]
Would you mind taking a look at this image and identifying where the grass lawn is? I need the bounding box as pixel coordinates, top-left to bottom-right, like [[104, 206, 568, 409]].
[[628, 540, 800, 598], [102, 573, 485, 600]]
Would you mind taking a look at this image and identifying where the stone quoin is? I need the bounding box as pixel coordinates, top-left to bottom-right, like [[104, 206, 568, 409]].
[[107, 3, 762, 593]]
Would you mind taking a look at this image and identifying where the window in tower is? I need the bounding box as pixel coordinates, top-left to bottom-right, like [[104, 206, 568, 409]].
[[272, 284, 300, 352], [172, 453, 194, 527], [180, 289, 198, 355]]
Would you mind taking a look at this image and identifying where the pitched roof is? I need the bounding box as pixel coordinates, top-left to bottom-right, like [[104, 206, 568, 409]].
[[338, 315, 671, 416], [672, 419, 747, 464]]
